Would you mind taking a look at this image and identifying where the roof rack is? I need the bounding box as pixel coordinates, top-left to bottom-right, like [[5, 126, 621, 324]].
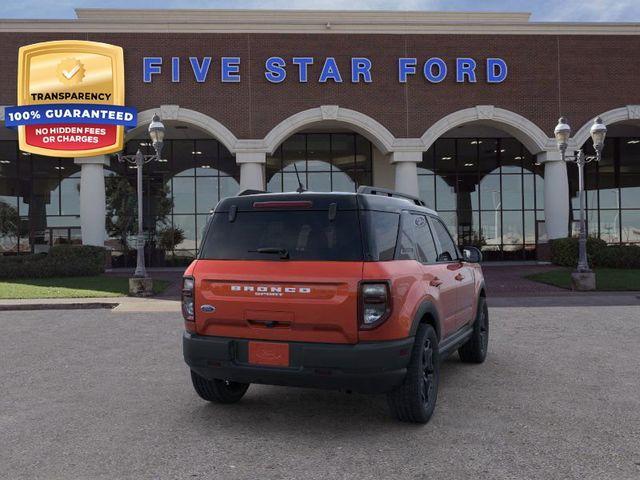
[[357, 186, 426, 207]]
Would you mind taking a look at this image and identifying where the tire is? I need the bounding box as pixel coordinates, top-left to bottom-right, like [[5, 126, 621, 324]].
[[386, 324, 439, 424], [190, 370, 250, 404], [458, 296, 489, 364]]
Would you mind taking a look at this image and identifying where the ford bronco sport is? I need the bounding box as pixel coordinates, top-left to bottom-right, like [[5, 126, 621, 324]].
[[182, 186, 488, 423]]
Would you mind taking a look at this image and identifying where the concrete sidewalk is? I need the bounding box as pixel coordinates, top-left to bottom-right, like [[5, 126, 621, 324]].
[[0, 296, 180, 312]]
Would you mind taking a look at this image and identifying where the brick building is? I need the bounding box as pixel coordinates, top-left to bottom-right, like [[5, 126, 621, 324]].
[[0, 9, 639, 263]]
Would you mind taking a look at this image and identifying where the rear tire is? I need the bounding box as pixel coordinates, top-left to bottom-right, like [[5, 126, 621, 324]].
[[458, 296, 489, 364], [386, 324, 439, 424], [190, 370, 250, 404]]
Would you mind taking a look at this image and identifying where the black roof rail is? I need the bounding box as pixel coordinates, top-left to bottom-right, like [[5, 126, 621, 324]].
[[237, 188, 267, 196], [357, 186, 426, 207]]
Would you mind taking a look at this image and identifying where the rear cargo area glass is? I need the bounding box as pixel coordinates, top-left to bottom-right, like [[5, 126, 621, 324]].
[[200, 210, 363, 261]]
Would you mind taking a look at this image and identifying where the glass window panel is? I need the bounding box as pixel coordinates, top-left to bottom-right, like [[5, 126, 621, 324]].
[[621, 210, 640, 243], [457, 138, 478, 173], [455, 175, 479, 210], [266, 146, 282, 181], [502, 175, 523, 210], [282, 173, 301, 192], [32, 178, 60, 216], [456, 210, 480, 246], [478, 138, 499, 174], [196, 177, 219, 214], [308, 172, 331, 192], [479, 175, 501, 211], [194, 139, 219, 174], [434, 139, 456, 176], [218, 146, 238, 180], [220, 176, 239, 199], [500, 138, 523, 174], [172, 177, 195, 214], [0, 141, 18, 177], [51, 227, 70, 246], [481, 209, 502, 247], [502, 211, 524, 248], [172, 214, 196, 251], [535, 174, 544, 210], [418, 175, 435, 209], [524, 211, 536, 244], [597, 167, 617, 209], [331, 134, 355, 172], [435, 175, 456, 211], [282, 135, 306, 172], [620, 137, 640, 174], [307, 134, 331, 171], [523, 174, 535, 210], [46, 216, 80, 227], [620, 174, 640, 209], [267, 172, 282, 192], [352, 169, 372, 189], [599, 210, 620, 243], [331, 171, 356, 192], [355, 135, 371, 170], [173, 140, 195, 176], [0, 195, 20, 253], [60, 177, 80, 215], [31, 156, 59, 178], [59, 157, 80, 177], [419, 147, 434, 174]]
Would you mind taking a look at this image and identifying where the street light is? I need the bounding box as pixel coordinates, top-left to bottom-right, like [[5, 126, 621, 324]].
[[117, 113, 165, 281], [553, 116, 607, 282]]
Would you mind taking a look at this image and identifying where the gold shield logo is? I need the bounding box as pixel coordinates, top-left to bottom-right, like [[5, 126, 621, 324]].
[[16, 40, 126, 157]]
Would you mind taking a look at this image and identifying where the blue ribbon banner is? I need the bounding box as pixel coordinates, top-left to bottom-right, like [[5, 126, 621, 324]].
[[4, 104, 138, 128]]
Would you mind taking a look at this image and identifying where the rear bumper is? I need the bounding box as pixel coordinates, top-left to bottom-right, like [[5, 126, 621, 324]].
[[183, 332, 414, 394]]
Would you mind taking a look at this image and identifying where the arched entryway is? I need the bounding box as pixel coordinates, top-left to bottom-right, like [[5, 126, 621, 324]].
[[418, 107, 554, 260], [569, 107, 640, 245]]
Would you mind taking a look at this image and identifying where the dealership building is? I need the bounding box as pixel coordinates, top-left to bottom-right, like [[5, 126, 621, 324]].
[[0, 9, 639, 264]]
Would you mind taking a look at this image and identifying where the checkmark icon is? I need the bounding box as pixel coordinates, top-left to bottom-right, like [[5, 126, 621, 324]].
[[62, 64, 80, 79]]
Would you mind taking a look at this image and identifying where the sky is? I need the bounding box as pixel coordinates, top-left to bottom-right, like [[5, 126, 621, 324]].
[[0, 0, 639, 22]]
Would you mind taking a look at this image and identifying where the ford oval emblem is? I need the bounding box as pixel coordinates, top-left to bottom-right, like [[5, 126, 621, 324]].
[[200, 304, 216, 313]]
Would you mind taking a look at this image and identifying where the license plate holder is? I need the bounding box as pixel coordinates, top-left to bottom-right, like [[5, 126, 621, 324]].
[[248, 341, 290, 367]]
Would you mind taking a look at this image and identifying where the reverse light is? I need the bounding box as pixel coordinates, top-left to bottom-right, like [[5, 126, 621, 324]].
[[182, 276, 195, 321], [359, 282, 392, 330]]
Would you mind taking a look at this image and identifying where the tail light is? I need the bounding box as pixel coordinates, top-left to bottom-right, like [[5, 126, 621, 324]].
[[182, 276, 195, 321], [359, 282, 392, 329]]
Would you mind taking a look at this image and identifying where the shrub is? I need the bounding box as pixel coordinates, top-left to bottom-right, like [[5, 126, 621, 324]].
[[550, 237, 640, 269], [0, 245, 107, 279]]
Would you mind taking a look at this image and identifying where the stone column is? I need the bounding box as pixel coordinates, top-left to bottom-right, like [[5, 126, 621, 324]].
[[391, 151, 422, 197], [538, 151, 569, 240], [237, 151, 266, 191], [74, 155, 109, 246]]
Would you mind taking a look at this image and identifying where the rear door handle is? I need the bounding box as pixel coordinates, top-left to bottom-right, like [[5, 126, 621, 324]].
[[455, 273, 464, 281], [430, 278, 443, 287]]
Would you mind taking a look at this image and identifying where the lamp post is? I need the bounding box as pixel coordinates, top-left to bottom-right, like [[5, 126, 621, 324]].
[[117, 114, 165, 289], [553, 116, 607, 289]]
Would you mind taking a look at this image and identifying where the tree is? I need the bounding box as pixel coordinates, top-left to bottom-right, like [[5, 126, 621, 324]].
[[0, 201, 21, 250], [104, 176, 173, 252]]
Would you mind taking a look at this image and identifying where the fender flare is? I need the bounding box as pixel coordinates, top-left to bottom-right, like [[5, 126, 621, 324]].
[[409, 300, 442, 340]]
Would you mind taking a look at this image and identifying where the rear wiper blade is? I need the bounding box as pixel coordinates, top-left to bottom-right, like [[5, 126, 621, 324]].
[[248, 247, 290, 259]]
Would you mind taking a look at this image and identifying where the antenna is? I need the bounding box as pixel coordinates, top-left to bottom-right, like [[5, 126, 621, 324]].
[[293, 162, 306, 193]]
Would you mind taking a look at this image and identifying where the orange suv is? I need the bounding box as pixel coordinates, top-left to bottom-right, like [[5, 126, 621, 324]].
[[182, 187, 488, 423]]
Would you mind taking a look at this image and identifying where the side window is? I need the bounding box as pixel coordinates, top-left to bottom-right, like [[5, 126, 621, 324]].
[[431, 217, 458, 262], [365, 211, 400, 261], [412, 214, 438, 263], [395, 213, 438, 263]]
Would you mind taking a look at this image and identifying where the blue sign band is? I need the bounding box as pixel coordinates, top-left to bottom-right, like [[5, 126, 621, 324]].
[[5, 104, 138, 128]]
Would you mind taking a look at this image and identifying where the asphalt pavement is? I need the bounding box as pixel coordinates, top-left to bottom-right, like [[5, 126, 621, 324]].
[[1, 305, 639, 480]]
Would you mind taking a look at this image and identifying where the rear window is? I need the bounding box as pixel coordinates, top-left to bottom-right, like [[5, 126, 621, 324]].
[[200, 210, 363, 261]]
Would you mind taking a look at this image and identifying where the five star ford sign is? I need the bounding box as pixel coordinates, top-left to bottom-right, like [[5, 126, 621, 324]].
[[5, 40, 137, 158]]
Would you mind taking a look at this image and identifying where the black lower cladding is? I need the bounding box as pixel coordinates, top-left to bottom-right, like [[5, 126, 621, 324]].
[[183, 332, 415, 394]]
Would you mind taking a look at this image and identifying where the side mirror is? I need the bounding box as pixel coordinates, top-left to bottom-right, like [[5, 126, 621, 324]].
[[462, 246, 482, 263]]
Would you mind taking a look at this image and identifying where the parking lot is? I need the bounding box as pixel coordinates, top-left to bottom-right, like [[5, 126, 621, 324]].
[[1, 304, 639, 480]]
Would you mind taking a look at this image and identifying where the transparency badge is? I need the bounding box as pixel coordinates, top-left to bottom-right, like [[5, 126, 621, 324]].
[[5, 40, 137, 157]]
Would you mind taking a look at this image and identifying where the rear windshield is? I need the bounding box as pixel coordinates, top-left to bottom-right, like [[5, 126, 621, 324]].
[[200, 210, 364, 261]]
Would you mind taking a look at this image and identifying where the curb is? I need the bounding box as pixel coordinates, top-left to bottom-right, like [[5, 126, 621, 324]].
[[0, 302, 119, 312]]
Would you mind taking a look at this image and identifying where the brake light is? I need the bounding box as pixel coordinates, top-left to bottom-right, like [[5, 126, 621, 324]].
[[253, 201, 313, 209], [359, 282, 392, 329], [182, 276, 195, 321]]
